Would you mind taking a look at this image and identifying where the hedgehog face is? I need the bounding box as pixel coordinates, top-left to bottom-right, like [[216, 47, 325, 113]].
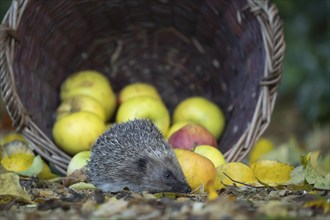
[[134, 155, 191, 193]]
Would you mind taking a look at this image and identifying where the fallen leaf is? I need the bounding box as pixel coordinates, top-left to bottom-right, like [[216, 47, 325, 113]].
[[94, 198, 128, 217], [0, 172, 32, 204], [154, 192, 179, 199], [17, 155, 43, 177], [285, 165, 306, 185], [305, 162, 330, 190], [304, 198, 330, 214], [215, 162, 257, 188], [250, 160, 294, 186], [309, 151, 330, 177], [1, 153, 35, 173], [258, 200, 288, 218], [69, 182, 96, 191], [300, 151, 330, 190], [1, 140, 34, 160], [81, 199, 98, 214], [62, 168, 88, 187]]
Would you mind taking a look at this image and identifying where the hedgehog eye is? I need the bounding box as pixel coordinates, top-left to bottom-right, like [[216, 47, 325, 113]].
[[163, 170, 172, 179]]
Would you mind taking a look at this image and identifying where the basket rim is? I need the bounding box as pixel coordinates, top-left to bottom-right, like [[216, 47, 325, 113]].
[[225, 0, 286, 161], [0, 0, 285, 175]]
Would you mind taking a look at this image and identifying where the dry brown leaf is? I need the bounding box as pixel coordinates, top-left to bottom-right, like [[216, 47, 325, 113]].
[[62, 168, 88, 187]]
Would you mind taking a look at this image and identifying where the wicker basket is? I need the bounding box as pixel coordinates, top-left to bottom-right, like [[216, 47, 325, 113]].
[[0, 0, 285, 175]]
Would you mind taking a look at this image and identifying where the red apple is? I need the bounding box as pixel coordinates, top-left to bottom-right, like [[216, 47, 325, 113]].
[[168, 123, 217, 150]]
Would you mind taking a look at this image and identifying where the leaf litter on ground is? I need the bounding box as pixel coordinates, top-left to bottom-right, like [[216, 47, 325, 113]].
[[0, 132, 329, 219], [0, 168, 329, 220]]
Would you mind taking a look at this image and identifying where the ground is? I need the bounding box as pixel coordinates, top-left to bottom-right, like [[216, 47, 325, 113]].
[[0, 175, 329, 220]]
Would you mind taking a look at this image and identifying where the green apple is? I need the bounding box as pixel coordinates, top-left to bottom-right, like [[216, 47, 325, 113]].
[[172, 97, 225, 140], [67, 150, 91, 176], [56, 95, 107, 122], [118, 82, 162, 104], [52, 111, 106, 155], [60, 70, 117, 121], [168, 123, 218, 150], [193, 145, 226, 168], [116, 96, 170, 135]]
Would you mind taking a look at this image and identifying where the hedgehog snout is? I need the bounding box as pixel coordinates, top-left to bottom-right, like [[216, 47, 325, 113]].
[[183, 185, 191, 193]]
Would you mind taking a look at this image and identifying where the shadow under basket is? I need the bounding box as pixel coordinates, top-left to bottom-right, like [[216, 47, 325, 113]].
[[0, 0, 285, 175]]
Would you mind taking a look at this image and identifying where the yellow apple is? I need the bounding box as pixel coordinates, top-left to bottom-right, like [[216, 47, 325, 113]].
[[174, 148, 217, 196], [52, 111, 106, 155], [116, 96, 170, 135], [166, 121, 190, 140], [60, 70, 117, 120], [67, 150, 91, 176], [172, 97, 225, 140], [56, 95, 107, 122], [118, 82, 162, 103], [193, 145, 226, 168]]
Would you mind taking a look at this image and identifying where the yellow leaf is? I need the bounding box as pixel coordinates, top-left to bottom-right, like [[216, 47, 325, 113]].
[[0, 133, 28, 146], [1, 153, 51, 178], [304, 198, 330, 214], [1, 153, 35, 172], [0, 172, 32, 204], [215, 162, 257, 188], [250, 160, 294, 186], [16, 155, 43, 176], [1, 140, 34, 159], [249, 138, 273, 164]]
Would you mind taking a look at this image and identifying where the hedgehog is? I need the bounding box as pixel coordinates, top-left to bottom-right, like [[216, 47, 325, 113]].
[[86, 119, 191, 194]]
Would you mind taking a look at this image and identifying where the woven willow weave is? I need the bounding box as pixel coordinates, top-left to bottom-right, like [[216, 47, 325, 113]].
[[0, 0, 285, 174]]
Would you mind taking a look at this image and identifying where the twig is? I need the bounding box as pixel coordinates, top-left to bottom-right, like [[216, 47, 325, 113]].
[[222, 172, 259, 188]]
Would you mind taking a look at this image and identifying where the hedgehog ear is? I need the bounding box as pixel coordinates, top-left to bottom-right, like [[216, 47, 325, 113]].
[[137, 158, 147, 172]]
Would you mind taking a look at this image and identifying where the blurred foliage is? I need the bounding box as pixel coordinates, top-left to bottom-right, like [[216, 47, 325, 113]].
[[274, 0, 330, 124], [0, 0, 11, 20], [0, 0, 329, 124]]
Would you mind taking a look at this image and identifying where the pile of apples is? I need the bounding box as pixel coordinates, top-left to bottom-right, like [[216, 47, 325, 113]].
[[52, 71, 116, 155], [53, 70, 227, 195]]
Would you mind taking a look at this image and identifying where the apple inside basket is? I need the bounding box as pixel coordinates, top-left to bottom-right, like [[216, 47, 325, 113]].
[[0, 0, 285, 174]]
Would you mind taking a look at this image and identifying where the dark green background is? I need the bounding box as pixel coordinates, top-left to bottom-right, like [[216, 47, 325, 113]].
[[1, 0, 329, 125]]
